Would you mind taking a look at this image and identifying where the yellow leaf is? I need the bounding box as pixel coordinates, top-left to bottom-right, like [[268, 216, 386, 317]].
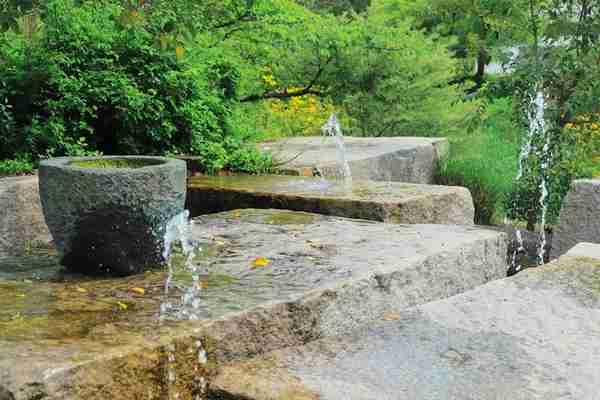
[[76, 287, 88, 293], [251, 257, 271, 269], [117, 301, 129, 311], [383, 313, 401, 321], [16, 294, 26, 298], [131, 287, 145, 295]]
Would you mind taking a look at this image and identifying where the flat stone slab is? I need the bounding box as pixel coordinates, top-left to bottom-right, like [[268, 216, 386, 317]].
[[0, 176, 51, 255], [552, 179, 600, 258], [0, 209, 505, 399], [187, 175, 474, 225], [212, 243, 600, 400], [260, 136, 449, 184]]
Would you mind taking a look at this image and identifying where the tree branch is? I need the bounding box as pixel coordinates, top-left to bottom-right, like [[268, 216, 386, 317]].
[[240, 54, 333, 103]]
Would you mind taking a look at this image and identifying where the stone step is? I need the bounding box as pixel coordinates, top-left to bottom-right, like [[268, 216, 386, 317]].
[[0, 209, 506, 399], [210, 243, 600, 400], [260, 136, 449, 184], [187, 174, 474, 225]]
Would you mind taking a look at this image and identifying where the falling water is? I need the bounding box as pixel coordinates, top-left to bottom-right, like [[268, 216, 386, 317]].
[[160, 210, 209, 399], [509, 88, 552, 273], [321, 113, 353, 186]]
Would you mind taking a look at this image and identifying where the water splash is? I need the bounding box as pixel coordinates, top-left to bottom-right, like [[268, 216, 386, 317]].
[[321, 113, 352, 185], [160, 210, 209, 398], [509, 88, 552, 273]]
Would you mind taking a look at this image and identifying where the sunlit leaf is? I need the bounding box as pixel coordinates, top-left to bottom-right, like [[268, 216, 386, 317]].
[[131, 287, 145, 295], [251, 256, 271, 269], [76, 287, 88, 293], [117, 301, 129, 311]]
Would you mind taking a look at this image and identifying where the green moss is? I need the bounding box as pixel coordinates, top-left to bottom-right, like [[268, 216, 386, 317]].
[[70, 158, 162, 169], [264, 210, 317, 225]]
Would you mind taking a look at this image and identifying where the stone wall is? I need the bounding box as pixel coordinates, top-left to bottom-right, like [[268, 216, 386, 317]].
[[551, 179, 600, 258]]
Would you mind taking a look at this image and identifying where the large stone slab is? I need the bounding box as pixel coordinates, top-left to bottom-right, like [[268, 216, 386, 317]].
[[552, 179, 600, 258], [0, 209, 506, 399], [187, 175, 474, 225], [0, 176, 51, 255], [260, 136, 449, 184], [211, 243, 600, 400]]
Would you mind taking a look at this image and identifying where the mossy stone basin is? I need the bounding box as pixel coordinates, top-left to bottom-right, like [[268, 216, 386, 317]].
[[39, 156, 186, 276]]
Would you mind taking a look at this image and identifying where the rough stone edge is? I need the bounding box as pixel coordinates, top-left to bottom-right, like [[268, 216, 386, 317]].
[[551, 179, 600, 258], [8, 229, 506, 399], [186, 180, 474, 225]]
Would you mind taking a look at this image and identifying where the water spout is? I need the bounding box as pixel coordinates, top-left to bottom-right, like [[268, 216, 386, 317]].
[[321, 113, 353, 186]]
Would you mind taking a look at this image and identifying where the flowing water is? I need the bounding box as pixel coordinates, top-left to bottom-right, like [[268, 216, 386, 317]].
[[321, 113, 353, 186], [160, 210, 209, 399], [509, 88, 553, 273]]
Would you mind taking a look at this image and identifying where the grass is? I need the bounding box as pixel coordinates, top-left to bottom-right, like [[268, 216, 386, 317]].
[[439, 98, 520, 225]]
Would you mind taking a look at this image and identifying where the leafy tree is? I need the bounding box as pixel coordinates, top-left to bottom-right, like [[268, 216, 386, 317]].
[[507, 0, 600, 227]]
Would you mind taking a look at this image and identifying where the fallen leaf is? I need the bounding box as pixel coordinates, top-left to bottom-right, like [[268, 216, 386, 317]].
[[130, 287, 145, 295], [16, 294, 26, 298], [201, 280, 209, 289], [383, 313, 401, 321], [76, 287, 88, 293], [117, 301, 129, 311], [251, 256, 271, 269]]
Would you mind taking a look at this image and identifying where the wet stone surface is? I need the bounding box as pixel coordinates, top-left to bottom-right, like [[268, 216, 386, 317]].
[[260, 136, 448, 184], [0, 209, 506, 399], [211, 244, 600, 400], [187, 174, 474, 225]]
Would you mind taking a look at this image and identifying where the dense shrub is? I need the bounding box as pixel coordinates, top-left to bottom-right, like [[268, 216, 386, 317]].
[[0, 0, 271, 173], [439, 97, 520, 225]]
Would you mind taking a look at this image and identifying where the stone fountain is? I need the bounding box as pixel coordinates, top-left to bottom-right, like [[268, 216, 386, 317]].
[[38, 156, 186, 276]]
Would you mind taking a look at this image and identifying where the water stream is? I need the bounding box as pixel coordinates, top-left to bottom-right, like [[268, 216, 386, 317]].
[[509, 88, 553, 273], [160, 210, 208, 399]]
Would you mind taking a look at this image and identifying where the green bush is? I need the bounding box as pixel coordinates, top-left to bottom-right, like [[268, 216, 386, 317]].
[[0, 0, 270, 173], [0, 158, 35, 176], [439, 97, 520, 224]]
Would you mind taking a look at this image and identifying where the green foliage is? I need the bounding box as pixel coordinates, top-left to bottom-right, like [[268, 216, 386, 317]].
[[0, 0, 271, 174], [439, 97, 520, 224], [504, 0, 600, 227], [329, 6, 475, 136], [0, 158, 34, 176]]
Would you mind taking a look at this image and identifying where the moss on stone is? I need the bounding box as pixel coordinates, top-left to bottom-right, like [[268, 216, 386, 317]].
[[264, 210, 318, 225], [70, 158, 162, 169]]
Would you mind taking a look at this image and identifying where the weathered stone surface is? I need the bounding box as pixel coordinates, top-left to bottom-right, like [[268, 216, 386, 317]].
[[552, 179, 600, 258], [0, 176, 51, 255], [0, 209, 506, 399], [211, 243, 600, 400], [261, 136, 449, 184], [38, 156, 186, 276], [187, 174, 474, 225]]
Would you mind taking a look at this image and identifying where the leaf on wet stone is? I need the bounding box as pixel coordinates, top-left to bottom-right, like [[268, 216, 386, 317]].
[[383, 313, 401, 321], [130, 287, 145, 295], [251, 256, 271, 269]]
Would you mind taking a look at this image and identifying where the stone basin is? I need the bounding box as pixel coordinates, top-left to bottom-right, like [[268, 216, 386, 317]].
[[38, 156, 186, 276], [187, 174, 474, 225], [211, 243, 600, 400], [260, 136, 449, 184], [0, 209, 506, 399]]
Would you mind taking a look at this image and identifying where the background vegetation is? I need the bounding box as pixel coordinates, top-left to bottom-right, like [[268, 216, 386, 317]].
[[1, 0, 598, 228]]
